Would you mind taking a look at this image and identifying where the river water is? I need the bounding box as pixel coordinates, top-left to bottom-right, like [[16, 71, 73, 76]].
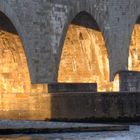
[[0, 125, 139, 140]]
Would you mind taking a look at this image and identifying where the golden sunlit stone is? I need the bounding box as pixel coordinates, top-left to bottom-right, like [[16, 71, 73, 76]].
[[1, 24, 121, 93], [58, 24, 119, 92], [4, 23, 140, 93], [0, 29, 48, 93], [129, 24, 140, 71]]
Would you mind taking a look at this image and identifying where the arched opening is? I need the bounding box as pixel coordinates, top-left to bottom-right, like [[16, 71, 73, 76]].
[[129, 17, 140, 71], [58, 11, 118, 92], [0, 11, 48, 93], [124, 16, 140, 92]]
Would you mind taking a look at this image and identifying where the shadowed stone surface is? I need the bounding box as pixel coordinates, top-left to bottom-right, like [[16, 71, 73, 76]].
[[0, 93, 139, 121], [48, 83, 97, 93], [119, 71, 140, 92]]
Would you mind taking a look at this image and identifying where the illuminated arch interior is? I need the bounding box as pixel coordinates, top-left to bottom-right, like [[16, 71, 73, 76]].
[[129, 17, 140, 71], [0, 12, 48, 93], [58, 12, 119, 92]]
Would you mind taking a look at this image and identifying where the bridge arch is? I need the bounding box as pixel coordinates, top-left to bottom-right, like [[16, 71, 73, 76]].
[[0, 1, 35, 83], [0, 6, 48, 93], [129, 15, 140, 72], [118, 15, 140, 92], [57, 11, 114, 91]]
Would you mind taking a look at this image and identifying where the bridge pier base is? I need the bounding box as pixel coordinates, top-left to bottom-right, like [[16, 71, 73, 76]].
[[119, 71, 140, 92], [0, 92, 139, 121]]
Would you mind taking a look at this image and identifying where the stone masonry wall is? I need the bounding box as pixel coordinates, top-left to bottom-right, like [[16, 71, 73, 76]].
[[119, 71, 140, 92], [0, 0, 139, 83], [0, 92, 139, 121]]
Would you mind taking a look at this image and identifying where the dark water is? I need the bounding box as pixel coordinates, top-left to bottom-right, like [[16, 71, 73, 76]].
[[0, 125, 140, 140]]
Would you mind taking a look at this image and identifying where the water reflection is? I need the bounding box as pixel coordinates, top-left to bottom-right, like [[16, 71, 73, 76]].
[[0, 136, 134, 140]]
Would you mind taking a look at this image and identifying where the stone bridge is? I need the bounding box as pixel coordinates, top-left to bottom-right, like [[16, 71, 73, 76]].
[[0, 0, 139, 85], [0, 0, 140, 120]]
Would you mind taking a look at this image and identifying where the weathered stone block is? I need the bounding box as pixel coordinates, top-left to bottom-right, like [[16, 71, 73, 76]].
[[119, 71, 140, 92], [48, 83, 97, 93]]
